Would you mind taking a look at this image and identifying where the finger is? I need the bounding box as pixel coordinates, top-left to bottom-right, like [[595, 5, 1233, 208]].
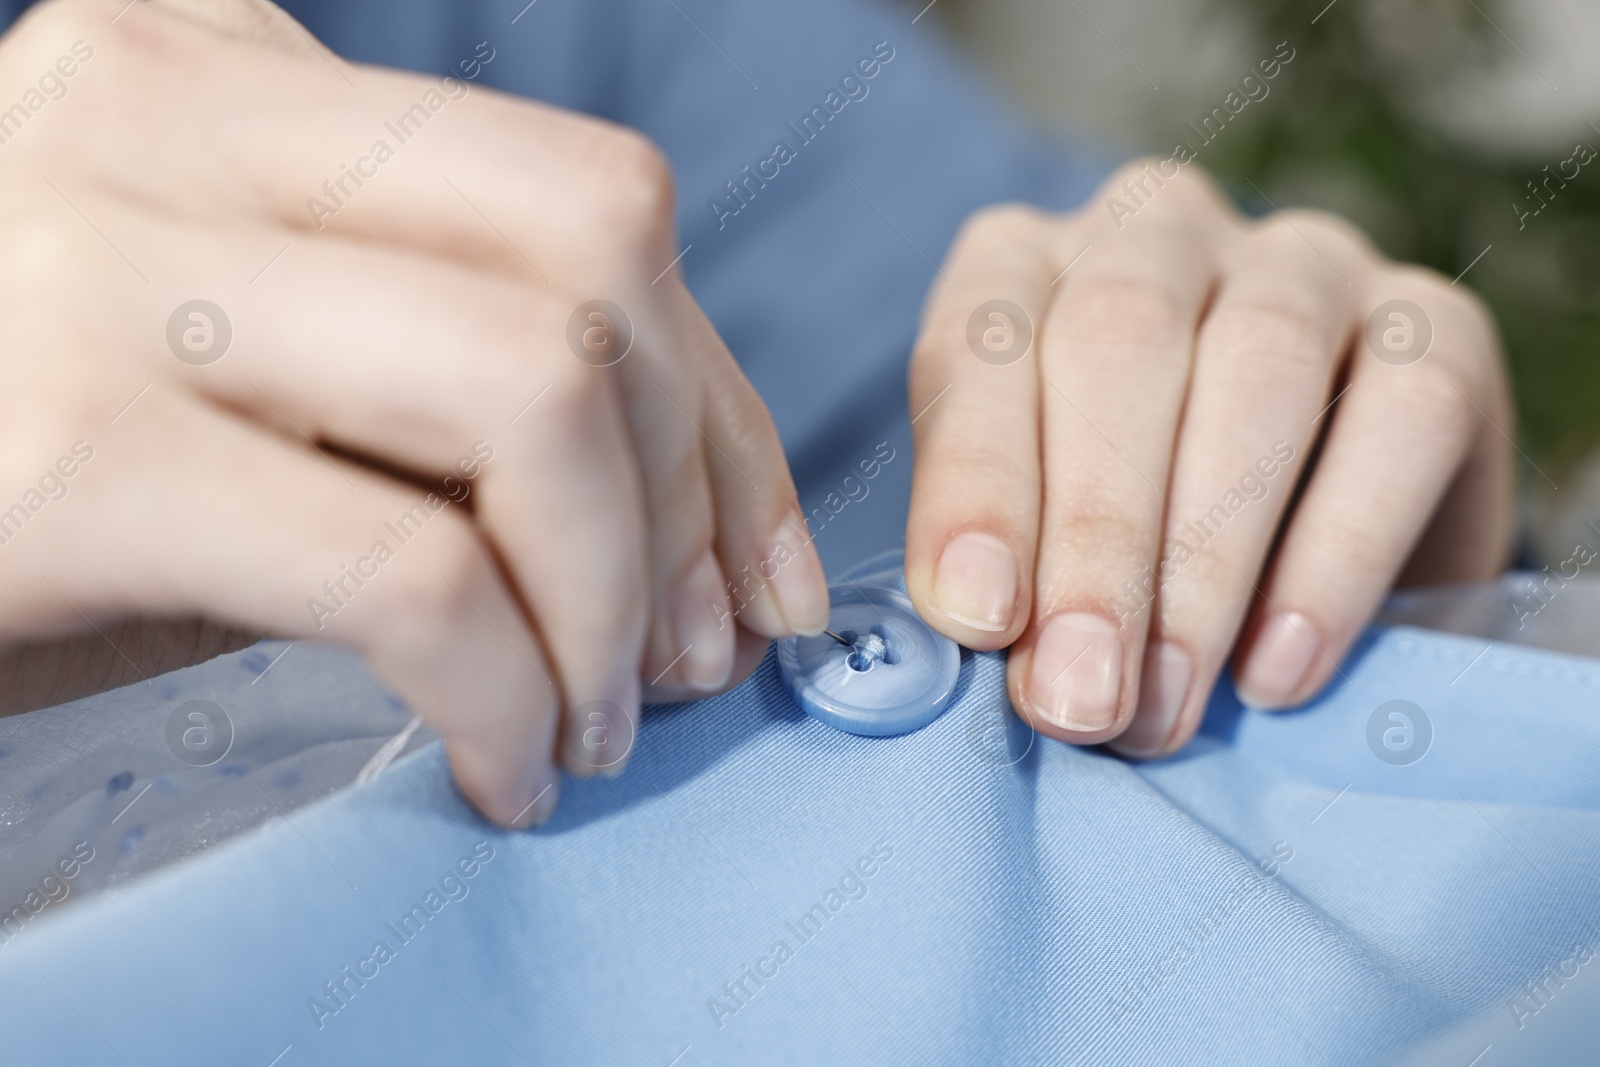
[[597, 284, 741, 693], [0, 388, 563, 827], [904, 204, 1050, 650], [23, 1, 681, 290], [689, 293, 830, 641], [1007, 168, 1223, 744], [41, 198, 655, 779], [20, 177, 725, 765], [1395, 410, 1515, 586], [1108, 211, 1369, 757], [1231, 269, 1513, 710], [641, 625, 771, 705], [18, 0, 809, 747], [141, 0, 320, 52], [475, 375, 650, 779], [95, 198, 668, 767]]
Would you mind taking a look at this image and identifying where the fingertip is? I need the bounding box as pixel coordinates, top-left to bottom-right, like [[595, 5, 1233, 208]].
[[642, 624, 770, 703], [1108, 639, 1192, 757], [732, 511, 829, 638], [1005, 616, 1133, 747], [508, 770, 563, 829], [1234, 610, 1322, 711], [449, 744, 562, 829], [669, 548, 737, 692], [768, 516, 830, 636], [932, 531, 1017, 627], [561, 690, 640, 779], [1027, 612, 1123, 735], [920, 530, 1024, 649]]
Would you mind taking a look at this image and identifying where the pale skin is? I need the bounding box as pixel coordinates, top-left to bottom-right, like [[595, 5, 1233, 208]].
[[0, 0, 1515, 824], [904, 171, 1515, 756]]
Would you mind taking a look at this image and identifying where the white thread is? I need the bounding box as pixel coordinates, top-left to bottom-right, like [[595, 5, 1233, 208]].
[[356, 716, 423, 785]]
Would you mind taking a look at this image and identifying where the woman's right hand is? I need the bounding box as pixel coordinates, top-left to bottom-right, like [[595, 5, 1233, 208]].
[[0, 0, 828, 826]]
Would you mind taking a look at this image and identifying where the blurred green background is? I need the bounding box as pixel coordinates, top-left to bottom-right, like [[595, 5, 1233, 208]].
[[1200, 0, 1598, 473], [941, 0, 1600, 557]]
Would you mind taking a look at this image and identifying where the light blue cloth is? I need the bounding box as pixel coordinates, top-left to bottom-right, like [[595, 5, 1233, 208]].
[[3, 551, 1600, 1065]]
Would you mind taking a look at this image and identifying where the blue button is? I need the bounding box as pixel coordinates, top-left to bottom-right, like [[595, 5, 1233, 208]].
[[777, 584, 961, 737]]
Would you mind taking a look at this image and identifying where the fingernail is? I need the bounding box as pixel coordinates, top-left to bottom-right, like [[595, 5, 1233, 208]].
[[514, 765, 563, 828], [564, 689, 639, 779], [1116, 641, 1192, 756], [1030, 613, 1122, 732], [674, 549, 735, 690], [1236, 612, 1319, 709], [459, 747, 560, 830], [766, 511, 829, 635], [933, 532, 1017, 632]]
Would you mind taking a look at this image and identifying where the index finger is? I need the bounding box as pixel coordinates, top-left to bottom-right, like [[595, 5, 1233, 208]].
[[25, 0, 672, 284]]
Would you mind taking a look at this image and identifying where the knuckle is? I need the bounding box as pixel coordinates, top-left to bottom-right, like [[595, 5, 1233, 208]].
[[954, 201, 1048, 252], [1104, 155, 1172, 192], [1205, 301, 1330, 374], [1391, 360, 1477, 434], [1267, 208, 1374, 261], [583, 125, 675, 247], [19, 0, 148, 92], [1056, 276, 1191, 349], [1379, 266, 1505, 391], [0, 200, 91, 304], [1101, 158, 1230, 216], [539, 349, 611, 419], [1162, 163, 1227, 209], [1049, 500, 1146, 561], [634, 428, 713, 558], [1449, 283, 1498, 343], [11, 0, 98, 47], [447, 299, 585, 422], [674, 516, 718, 585], [919, 444, 1033, 497], [475, 323, 572, 408], [1390, 264, 1486, 325]]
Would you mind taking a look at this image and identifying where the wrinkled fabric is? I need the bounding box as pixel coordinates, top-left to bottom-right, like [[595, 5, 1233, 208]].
[[2, 552, 1600, 1065]]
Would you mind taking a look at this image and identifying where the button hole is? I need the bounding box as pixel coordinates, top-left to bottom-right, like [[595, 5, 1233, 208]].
[[870, 625, 899, 665]]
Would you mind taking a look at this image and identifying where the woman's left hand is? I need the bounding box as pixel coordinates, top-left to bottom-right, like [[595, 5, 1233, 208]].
[[903, 159, 1516, 756]]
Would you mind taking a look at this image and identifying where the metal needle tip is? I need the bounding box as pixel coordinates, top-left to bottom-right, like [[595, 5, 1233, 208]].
[[823, 628, 852, 647]]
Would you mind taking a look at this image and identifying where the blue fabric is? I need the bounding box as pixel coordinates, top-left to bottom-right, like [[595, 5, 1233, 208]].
[[3, 552, 1600, 1065]]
